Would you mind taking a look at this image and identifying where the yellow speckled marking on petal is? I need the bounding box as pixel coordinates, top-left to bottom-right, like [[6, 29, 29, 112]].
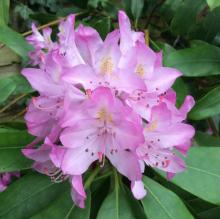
[[97, 107, 112, 123], [146, 121, 158, 132], [100, 57, 114, 75], [135, 64, 145, 77]]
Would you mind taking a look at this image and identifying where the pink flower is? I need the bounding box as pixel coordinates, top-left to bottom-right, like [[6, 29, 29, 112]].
[[0, 172, 20, 192], [22, 138, 86, 208], [51, 87, 144, 182], [21, 10, 195, 207], [137, 103, 195, 178]]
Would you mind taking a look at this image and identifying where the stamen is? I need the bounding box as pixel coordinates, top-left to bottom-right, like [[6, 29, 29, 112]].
[[32, 97, 62, 110]]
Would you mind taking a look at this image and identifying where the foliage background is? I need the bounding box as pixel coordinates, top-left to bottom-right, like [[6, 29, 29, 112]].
[[0, 0, 220, 218]]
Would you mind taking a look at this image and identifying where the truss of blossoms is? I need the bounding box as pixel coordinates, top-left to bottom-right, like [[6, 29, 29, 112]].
[[20, 10, 195, 208]]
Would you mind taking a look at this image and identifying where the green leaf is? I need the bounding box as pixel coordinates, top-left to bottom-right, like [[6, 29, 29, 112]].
[[0, 128, 34, 148], [0, 128, 34, 173], [0, 148, 32, 173], [203, 7, 220, 42], [0, 77, 16, 104], [92, 17, 111, 39], [0, 46, 20, 66], [0, 74, 32, 104], [194, 131, 220, 147], [198, 206, 220, 219], [172, 78, 189, 107], [0, 25, 32, 63], [97, 172, 146, 219], [131, 0, 144, 22], [0, 0, 9, 25], [142, 176, 193, 219], [0, 173, 67, 219], [206, 0, 220, 10], [157, 147, 220, 205], [164, 44, 220, 76], [189, 86, 220, 120], [170, 0, 206, 36], [31, 189, 91, 219]]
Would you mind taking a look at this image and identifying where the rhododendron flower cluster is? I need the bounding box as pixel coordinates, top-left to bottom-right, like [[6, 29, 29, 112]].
[[0, 172, 20, 192], [21, 11, 195, 208]]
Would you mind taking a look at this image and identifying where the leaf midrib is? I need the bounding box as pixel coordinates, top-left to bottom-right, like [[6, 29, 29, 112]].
[[143, 182, 173, 219]]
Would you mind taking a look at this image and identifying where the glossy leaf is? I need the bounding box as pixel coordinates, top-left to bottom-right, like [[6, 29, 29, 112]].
[[164, 44, 220, 76], [157, 147, 220, 205], [0, 148, 32, 173], [0, 128, 34, 147], [142, 176, 193, 219], [31, 189, 91, 219], [0, 173, 66, 219], [0, 25, 32, 63], [97, 173, 146, 219], [189, 86, 220, 120]]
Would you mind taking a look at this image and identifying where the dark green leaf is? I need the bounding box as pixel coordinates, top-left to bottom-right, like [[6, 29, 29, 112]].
[[203, 7, 220, 42], [0, 0, 9, 25], [194, 131, 220, 147], [164, 44, 220, 76], [97, 173, 146, 219], [157, 147, 220, 205], [170, 0, 206, 36], [92, 17, 111, 39], [0, 128, 34, 147], [198, 206, 220, 219], [0, 25, 32, 63], [189, 86, 220, 120], [0, 173, 66, 219], [142, 176, 193, 219], [171, 0, 205, 36], [0, 148, 32, 173], [0, 74, 32, 104], [172, 78, 189, 107], [131, 0, 144, 22], [0, 77, 16, 104], [31, 188, 91, 219]]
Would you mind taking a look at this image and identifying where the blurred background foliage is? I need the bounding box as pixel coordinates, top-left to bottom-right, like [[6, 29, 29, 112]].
[[0, 0, 220, 219]]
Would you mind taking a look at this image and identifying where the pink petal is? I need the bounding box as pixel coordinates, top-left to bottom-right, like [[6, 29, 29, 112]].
[[131, 180, 147, 199], [107, 148, 142, 181]]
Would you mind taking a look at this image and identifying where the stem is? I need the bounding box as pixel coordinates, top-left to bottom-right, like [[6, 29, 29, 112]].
[[149, 38, 161, 51], [22, 11, 87, 37], [94, 170, 112, 182], [113, 168, 119, 219], [144, 29, 149, 46], [0, 93, 28, 114], [84, 165, 100, 189]]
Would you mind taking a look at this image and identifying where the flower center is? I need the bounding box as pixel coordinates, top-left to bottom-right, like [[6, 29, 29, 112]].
[[97, 107, 112, 123], [135, 64, 145, 77], [100, 57, 114, 75]]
